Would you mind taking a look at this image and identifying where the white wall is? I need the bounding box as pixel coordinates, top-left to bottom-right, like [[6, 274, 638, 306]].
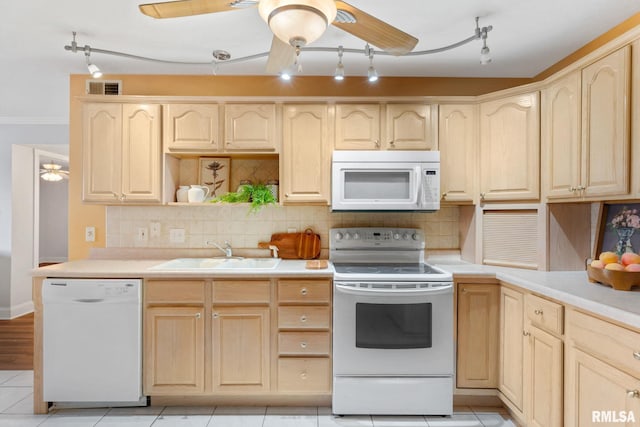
[[0, 124, 68, 318]]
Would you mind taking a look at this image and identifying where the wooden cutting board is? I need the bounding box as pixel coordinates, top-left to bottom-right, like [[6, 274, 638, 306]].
[[258, 229, 321, 259]]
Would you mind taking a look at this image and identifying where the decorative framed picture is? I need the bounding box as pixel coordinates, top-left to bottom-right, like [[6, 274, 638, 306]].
[[199, 157, 230, 200], [595, 202, 640, 258]]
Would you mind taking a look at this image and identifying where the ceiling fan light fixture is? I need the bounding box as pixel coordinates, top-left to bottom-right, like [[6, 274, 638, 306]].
[[259, 0, 337, 47], [41, 172, 64, 182], [40, 163, 67, 182]]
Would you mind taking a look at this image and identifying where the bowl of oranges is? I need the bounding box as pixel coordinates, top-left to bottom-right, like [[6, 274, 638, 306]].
[[587, 251, 640, 291]]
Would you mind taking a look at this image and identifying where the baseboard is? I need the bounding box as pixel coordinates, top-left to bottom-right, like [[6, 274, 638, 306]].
[[0, 301, 34, 320]]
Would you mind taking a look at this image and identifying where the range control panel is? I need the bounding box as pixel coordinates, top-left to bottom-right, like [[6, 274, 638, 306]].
[[330, 227, 425, 250]]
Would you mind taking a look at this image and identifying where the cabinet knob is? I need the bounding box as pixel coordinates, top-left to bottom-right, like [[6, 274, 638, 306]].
[[300, 341, 307, 349], [374, 139, 380, 148], [120, 194, 126, 201], [195, 312, 201, 319], [112, 192, 119, 199], [300, 371, 308, 380], [633, 351, 640, 361], [212, 313, 218, 319], [523, 331, 530, 336], [569, 186, 576, 192], [627, 390, 639, 398], [389, 140, 395, 147], [300, 288, 308, 296], [460, 288, 467, 293], [285, 193, 289, 198], [480, 192, 486, 201], [534, 309, 543, 315], [441, 192, 448, 200], [300, 315, 307, 323]]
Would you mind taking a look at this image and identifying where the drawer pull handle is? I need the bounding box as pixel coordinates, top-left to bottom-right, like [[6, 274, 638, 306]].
[[523, 331, 530, 337], [300, 288, 308, 296], [300, 371, 308, 380], [300, 315, 307, 322], [627, 390, 639, 398], [633, 351, 640, 361], [534, 309, 543, 315], [300, 341, 307, 349], [195, 313, 201, 319]]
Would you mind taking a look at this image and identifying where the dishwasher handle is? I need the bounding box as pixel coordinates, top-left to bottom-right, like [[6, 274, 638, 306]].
[[73, 298, 105, 303]]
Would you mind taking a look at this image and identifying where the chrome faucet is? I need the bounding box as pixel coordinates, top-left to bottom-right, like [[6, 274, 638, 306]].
[[208, 240, 233, 258]]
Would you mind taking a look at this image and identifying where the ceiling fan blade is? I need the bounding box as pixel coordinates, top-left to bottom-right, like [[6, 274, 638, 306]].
[[333, 1, 418, 56], [139, 0, 243, 19], [265, 36, 296, 74]]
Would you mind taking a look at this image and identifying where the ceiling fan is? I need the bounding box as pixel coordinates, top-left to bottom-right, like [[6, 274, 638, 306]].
[[40, 162, 69, 182], [138, 0, 419, 73]]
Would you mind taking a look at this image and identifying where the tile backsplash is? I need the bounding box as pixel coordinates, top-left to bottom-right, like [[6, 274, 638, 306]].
[[106, 205, 460, 251]]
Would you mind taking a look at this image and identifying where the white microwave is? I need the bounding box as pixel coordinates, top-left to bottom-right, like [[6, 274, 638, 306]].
[[331, 150, 440, 212]]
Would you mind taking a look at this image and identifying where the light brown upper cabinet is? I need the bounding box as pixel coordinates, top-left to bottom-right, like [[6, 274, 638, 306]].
[[334, 104, 381, 150], [83, 103, 162, 204], [385, 104, 438, 150], [281, 104, 331, 205], [439, 104, 477, 203], [479, 92, 540, 202], [224, 104, 278, 152], [163, 104, 220, 152], [542, 46, 631, 201]]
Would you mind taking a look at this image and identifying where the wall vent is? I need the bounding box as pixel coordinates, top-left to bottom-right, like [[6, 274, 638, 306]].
[[86, 80, 122, 95]]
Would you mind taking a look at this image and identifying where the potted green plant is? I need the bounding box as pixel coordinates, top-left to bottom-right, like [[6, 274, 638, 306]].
[[211, 183, 277, 214]]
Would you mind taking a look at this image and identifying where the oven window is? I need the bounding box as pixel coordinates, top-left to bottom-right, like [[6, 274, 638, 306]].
[[344, 171, 411, 200], [355, 303, 432, 349]]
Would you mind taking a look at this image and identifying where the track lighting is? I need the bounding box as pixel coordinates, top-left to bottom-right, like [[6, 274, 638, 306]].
[[84, 46, 102, 78], [334, 46, 345, 81], [65, 18, 494, 79], [367, 48, 378, 82]]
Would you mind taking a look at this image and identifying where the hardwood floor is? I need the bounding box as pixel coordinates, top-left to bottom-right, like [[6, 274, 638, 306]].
[[0, 313, 33, 370]]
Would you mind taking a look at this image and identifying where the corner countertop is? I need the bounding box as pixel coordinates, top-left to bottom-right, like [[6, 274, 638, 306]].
[[33, 256, 640, 330], [429, 259, 640, 330]]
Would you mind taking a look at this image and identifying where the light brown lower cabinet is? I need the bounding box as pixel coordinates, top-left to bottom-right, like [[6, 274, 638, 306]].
[[498, 286, 564, 427], [143, 278, 332, 398], [565, 309, 640, 427], [456, 282, 499, 388]]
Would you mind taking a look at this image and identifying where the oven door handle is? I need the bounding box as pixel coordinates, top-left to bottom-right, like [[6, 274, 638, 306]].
[[335, 283, 452, 297]]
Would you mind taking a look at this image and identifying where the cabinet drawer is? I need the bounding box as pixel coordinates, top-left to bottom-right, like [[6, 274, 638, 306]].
[[278, 358, 331, 392], [145, 280, 205, 304], [278, 306, 331, 329], [278, 280, 331, 304], [278, 332, 330, 356], [524, 293, 563, 335], [567, 309, 640, 378], [212, 280, 271, 304]]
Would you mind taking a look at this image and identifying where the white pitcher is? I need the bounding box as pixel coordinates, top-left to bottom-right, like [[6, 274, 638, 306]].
[[176, 185, 190, 203], [187, 185, 210, 203]]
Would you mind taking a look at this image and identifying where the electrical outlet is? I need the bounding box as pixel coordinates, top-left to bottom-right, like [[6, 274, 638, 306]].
[[85, 226, 95, 242], [169, 228, 185, 243], [137, 227, 148, 242], [150, 222, 161, 238]]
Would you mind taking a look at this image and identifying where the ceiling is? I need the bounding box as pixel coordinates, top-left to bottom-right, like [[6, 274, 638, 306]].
[[2, 0, 640, 123]]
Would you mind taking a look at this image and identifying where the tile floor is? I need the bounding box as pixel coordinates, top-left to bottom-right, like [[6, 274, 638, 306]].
[[0, 371, 517, 427]]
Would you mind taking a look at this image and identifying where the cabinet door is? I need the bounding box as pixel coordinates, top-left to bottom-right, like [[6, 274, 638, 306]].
[[164, 104, 220, 151], [565, 347, 640, 427], [224, 104, 277, 152], [456, 283, 499, 388], [581, 46, 630, 198], [439, 104, 477, 203], [121, 104, 162, 202], [144, 306, 205, 395], [523, 325, 563, 427], [212, 306, 270, 392], [281, 104, 330, 204], [334, 104, 381, 150], [499, 287, 524, 412], [385, 104, 436, 150], [82, 103, 122, 202], [542, 71, 582, 200], [480, 93, 540, 201]]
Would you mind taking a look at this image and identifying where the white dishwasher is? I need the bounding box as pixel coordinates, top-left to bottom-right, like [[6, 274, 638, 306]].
[[42, 278, 143, 404]]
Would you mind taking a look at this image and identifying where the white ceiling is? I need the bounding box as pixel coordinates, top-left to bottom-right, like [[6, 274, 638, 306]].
[[2, 0, 640, 122]]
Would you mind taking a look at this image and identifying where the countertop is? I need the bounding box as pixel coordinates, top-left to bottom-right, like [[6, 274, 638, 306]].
[[33, 257, 640, 330]]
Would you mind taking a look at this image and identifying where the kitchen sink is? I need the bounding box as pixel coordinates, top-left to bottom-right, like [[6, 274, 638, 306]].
[[149, 257, 281, 271]]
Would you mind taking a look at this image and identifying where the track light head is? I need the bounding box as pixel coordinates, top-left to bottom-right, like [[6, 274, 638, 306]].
[[334, 45, 345, 81], [367, 49, 378, 82], [478, 19, 492, 65], [84, 48, 102, 78]]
